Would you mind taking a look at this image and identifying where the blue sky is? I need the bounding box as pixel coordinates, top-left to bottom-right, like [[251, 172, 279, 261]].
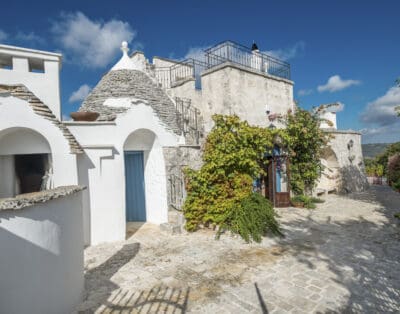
[[1, 0, 399, 143]]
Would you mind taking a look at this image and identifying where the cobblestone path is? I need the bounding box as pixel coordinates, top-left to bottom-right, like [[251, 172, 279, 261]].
[[76, 186, 400, 313]]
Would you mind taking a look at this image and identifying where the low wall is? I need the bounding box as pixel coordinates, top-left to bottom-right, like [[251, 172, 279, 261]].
[[0, 186, 85, 314]]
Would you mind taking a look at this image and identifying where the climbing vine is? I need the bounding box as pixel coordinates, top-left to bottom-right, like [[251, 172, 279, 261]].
[[183, 110, 329, 241], [183, 115, 282, 241]]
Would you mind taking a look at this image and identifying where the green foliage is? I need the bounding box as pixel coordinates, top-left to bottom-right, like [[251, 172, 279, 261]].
[[290, 195, 324, 209], [365, 160, 384, 177], [394, 213, 400, 220], [387, 154, 400, 189], [218, 193, 282, 243], [280, 107, 330, 195], [183, 115, 281, 238], [375, 142, 400, 175]]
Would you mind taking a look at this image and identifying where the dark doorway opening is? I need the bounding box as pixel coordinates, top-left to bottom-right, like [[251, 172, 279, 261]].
[[14, 154, 49, 194]]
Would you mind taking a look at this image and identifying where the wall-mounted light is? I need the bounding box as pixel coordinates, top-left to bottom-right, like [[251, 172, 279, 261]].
[[265, 104, 270, 115]]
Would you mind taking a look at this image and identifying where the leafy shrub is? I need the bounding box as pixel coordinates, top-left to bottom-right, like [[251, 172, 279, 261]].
[[183, 114, 282, 242], [290, 195, 324, 209], [281, 107, 330, 195], [388, 154, 400, 189], [218, 193, 282, 243]]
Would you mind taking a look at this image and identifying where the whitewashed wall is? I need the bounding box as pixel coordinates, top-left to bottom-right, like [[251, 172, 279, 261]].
[[67, 103, 181, 244], [0, 191, 84, 314], [0, 96, 79, 195], [0, 45, 62, 118]]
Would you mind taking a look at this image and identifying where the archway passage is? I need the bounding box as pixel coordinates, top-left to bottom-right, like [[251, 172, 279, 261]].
[[0, 128, 52, 197], [319, 147, 340, 193]]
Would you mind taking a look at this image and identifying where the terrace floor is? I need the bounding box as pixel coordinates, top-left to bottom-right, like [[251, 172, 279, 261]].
[[76, 185, 400, 313]]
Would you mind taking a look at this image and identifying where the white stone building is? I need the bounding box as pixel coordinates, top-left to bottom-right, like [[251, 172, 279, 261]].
[[0, 40, 367, 247]]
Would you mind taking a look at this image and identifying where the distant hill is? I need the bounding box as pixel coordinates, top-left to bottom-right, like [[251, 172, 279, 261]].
[[362, 143, 391, 159]]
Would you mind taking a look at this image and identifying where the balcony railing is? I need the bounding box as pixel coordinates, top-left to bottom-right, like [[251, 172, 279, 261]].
[[175, 97, 203, 145], [154, 40, 291, 89], [204, 41, 291, 80]]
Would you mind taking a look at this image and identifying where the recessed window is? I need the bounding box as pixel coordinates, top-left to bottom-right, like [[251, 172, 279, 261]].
[[0, 54, 12, 70], [28, 58, 45, 73]]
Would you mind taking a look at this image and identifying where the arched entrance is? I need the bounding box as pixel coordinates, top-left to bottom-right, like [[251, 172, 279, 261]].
[[0, 127, 52, 197], [319, 147, 340, 193], [123, 128, 168, 224]]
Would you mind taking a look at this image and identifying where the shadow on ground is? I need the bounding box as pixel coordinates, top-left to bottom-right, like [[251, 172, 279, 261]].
[[79, 243, 190, 313], [274, 185, 400, 313]]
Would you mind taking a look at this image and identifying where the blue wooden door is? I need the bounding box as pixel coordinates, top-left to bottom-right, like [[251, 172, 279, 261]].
[[125, 151, 146, 221]]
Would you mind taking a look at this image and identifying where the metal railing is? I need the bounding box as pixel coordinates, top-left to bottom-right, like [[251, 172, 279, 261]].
[[154, 59, 208, 89], [205, 41, 291, 80], [175, 97, 203, 144], [169, 172, 185, 211], [154, 41, 291, 89]]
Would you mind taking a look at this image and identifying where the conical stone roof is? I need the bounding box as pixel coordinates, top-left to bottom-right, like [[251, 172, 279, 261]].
[[79, 69, 181, 135]]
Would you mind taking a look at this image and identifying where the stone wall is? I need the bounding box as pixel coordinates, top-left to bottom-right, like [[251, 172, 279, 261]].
[[320, 130, 368, 194], [199, 63, 294, 131], [163, 146, 203, 212]]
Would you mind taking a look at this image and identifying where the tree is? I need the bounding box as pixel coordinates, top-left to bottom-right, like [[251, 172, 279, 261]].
[[281, 107, 330, 195]]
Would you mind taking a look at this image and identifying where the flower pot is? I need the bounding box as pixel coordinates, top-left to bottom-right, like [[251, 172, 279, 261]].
[[70, 111, 99, 122]]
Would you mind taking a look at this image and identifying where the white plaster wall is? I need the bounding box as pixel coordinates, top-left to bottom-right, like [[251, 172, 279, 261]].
[[0, 192, 84, 314], [0, 128, 51, 155], [0, 59, 61, 118], [0, 96, 79, 187], [68, 103, 180, 244], [199, 64, 294, 131]]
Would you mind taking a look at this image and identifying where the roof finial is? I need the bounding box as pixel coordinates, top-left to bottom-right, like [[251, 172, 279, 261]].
[[121, 41, 129, 55]]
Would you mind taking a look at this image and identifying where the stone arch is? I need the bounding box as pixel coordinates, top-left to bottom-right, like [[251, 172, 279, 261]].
[[319, 146, 340, 193], [0, 127, 53, 197], [123, 128, 168, 224]]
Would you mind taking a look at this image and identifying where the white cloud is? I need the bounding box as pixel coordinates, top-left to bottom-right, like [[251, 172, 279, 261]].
[[69, 84, 92, 103], [318, 75, 361, 93], [265, 41, 305, 61], [183, 46, 209, 62], [15, 31, 45, 45], [360, 122, 400, 143], [359, 85, 400, 143], [298, 89, 313, 96], [0, 29, 8, 41], [52, 12, 136, 68], [360, 86, 400, 126]]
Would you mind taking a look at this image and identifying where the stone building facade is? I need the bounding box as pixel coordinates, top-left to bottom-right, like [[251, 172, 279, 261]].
[[0, 40, 367, 245]]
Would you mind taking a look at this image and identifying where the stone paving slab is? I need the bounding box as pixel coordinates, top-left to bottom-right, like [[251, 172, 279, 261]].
[[75, 186, 400, 313]]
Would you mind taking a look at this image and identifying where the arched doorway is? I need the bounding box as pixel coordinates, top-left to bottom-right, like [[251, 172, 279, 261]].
[[123, 129, 168, 224], [0, 127, 52, 197], [319, 147, 340, 193]]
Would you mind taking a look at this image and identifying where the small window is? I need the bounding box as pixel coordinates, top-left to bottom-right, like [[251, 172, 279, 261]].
[[28, 58, 45, 73], [0, 54, 13, 70]]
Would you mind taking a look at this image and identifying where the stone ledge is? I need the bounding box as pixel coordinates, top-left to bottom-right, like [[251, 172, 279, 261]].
[[0, 185, 86, 211]]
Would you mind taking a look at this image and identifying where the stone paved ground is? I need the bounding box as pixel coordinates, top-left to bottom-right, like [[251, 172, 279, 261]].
[[76, 186, 400, 313]]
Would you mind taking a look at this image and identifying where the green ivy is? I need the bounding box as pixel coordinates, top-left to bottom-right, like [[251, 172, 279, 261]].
[[183, 115, 281, 240], [281, 107, 330, 195]]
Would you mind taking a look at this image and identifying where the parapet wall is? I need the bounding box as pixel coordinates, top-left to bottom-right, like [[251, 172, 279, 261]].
[[0, 186, 85, 314]]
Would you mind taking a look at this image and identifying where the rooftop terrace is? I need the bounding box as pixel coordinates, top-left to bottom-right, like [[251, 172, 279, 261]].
[[154, 40, 291, 89]]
